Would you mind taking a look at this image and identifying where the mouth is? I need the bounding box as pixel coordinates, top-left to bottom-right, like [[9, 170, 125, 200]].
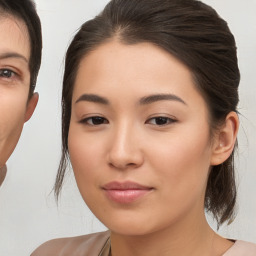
[[102, 181, 153, 204]]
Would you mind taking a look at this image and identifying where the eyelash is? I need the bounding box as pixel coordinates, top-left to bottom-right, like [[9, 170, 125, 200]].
[[79, 116, 177, 126], [0, 68, 18, 80], [79, 116, 109, 126], [146, 116, 177, 126]]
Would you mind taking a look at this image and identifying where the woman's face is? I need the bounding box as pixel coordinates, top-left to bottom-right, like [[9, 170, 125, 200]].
[[69, 41, 218, 236], [0, 16, 37, 168]]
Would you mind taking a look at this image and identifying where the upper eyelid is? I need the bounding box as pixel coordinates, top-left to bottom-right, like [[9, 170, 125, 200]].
[[79, 113, 106, 119], [78, 114, 177, 120], [0, 68, 16, 72], [76, 110, 178, 121], [146, 113, 177, 120], [0, 61, 28, 73], [0, 67, 20, 76], [0, 56, 29, 73], [79, 115, 109, 124], [147, 116, 176, 121]]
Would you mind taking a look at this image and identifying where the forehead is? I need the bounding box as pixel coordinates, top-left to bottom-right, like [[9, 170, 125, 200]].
[[0, 15, 30, 61], [74, 41, 196, 97], [72, 41, 209, 115]]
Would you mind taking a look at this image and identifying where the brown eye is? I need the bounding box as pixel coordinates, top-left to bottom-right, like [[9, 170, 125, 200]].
[[0, 69, 16, 78], [146, 116, 176, 126], [80, 116, 109, 125]]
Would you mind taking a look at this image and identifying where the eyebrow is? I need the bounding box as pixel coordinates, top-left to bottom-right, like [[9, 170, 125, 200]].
[[139, 93, 187, 105], [75, 93, 187, 106], [75, 94, 109, 104], [0, 52, 28, 63]]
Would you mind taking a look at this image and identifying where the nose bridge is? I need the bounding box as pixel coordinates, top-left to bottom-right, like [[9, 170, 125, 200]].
[[108, 119, 143, 169]]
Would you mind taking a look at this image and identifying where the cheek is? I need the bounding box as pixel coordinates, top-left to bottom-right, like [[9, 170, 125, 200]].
[[148, 125, 212, 201], [68, 126, 109, 213], [0, 109, 24, 136], [68, 126, 104, 187], [0, 94, 28, 164], [0, 87, 28, 131]]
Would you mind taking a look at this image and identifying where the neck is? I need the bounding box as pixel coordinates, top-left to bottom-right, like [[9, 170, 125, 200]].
[[110, 211, 232, 256]]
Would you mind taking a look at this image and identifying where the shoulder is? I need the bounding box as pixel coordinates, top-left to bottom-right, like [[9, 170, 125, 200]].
[[31, 230, 110, 256], [224, 240, 256, 256]]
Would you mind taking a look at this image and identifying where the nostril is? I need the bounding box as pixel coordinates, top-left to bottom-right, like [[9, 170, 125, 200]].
[[107, 133, 144, 169], [127, 162, 137, 166], [107, 152, 144, 170]]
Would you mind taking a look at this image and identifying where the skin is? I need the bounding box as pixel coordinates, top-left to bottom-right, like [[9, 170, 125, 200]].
[[67, 40, 238, 256], [0, 16, 38, 182]]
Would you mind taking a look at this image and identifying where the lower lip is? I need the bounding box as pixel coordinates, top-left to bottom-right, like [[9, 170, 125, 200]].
[[104, 189, 152, 204]]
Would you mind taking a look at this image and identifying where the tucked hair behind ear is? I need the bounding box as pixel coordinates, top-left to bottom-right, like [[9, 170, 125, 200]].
[[56, 0, 239, 226]]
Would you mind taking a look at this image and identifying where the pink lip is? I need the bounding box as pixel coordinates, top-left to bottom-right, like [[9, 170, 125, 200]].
[[102, 181, 153, 204]]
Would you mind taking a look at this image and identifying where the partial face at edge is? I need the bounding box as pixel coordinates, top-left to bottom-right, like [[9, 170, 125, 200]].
[[0, 16, 37, 168], [68, 41, 220, 235]]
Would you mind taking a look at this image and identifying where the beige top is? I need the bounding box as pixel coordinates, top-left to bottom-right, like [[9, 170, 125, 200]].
[[31, 231, 111, 256], [223, 240, 256, 256], [31, 231, 256, 256]]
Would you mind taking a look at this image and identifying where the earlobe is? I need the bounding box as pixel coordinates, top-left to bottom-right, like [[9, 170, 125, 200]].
[[25, 92, 39, 122], [211, 112, 239, 166]]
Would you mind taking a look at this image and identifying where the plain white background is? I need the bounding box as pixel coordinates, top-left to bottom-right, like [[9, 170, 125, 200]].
[[0, 0, 255, 255]]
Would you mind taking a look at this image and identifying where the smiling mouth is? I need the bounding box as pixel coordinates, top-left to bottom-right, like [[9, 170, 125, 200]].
[[102, 181, 153, 204]]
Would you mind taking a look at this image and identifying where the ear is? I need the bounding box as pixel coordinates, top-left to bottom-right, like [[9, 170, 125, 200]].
[[210, 112, 239, 166], [25, 92, 39, 122]]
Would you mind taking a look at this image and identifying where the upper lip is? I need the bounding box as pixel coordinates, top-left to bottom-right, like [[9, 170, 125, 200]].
[[102, 181, 152, 190]]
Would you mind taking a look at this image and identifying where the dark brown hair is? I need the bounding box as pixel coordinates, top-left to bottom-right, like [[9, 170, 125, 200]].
[[55, 0, 240, 226], [0, 0, 42, 96]]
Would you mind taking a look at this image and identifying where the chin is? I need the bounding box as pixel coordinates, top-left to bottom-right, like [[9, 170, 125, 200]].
[[99, 215, 163, 237]]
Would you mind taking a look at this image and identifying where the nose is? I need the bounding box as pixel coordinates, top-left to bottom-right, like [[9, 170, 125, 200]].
[[107, 124, 144, 170]]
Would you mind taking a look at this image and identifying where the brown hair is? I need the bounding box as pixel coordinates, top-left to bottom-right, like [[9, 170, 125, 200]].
[[55, 0, 240, 226], [0, 0, 42, 96]]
